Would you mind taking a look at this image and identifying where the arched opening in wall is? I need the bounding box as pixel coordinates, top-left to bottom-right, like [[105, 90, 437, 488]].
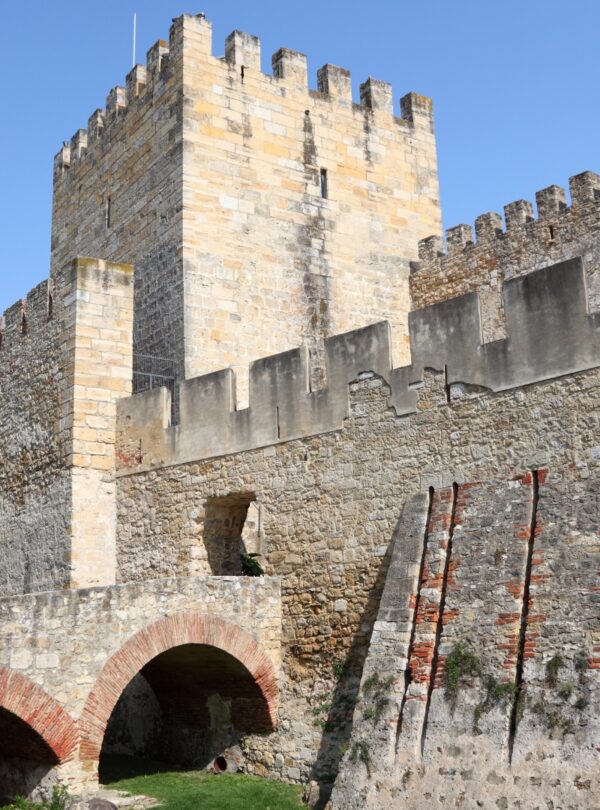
[[0, 708, 58, 802], [99, 643, 273, 782]]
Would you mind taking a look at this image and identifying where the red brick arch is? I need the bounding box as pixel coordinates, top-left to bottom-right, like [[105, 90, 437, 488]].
[[79, 612, 279, 760], [0, 669, 79, 762]]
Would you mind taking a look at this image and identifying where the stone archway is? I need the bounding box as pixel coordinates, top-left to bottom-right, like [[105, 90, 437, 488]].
[[79, 612, 279, 764], [0, 670, 79, 800], [0, 669, 78, 764]]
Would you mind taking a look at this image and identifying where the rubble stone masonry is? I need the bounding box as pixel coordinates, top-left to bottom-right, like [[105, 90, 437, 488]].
[[117, 362, 599, 807]]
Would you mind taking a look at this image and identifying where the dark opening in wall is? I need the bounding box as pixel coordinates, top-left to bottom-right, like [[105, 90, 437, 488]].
[[202, 494, 262, 575], [105, 195, 112, 229], [100, 643, 272, 779], [0, 708, 58, 801], [320, 168, 329, 199]]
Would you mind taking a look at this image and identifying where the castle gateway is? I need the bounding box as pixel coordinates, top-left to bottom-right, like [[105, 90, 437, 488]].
[[0, 12, 598, 809]]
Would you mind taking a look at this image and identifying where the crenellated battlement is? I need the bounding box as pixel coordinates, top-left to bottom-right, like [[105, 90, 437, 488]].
[[117, 256, 600, 472], [411, 171, 600, 341], [3, 11, 600, 804], [53, 13, 433, 176], [0, 279, 53, 354], [0, 260, 132, 366], [416, 171, 600, 263]]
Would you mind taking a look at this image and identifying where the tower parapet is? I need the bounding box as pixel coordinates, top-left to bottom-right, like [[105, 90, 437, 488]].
[[53, 18, 434, 176], [0, 280, 53, 353]]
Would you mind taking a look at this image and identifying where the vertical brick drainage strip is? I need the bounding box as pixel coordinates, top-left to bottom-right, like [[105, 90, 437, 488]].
[[508, 469, 539, 763], [420, 482, 459, 756], [396, 487, 434, 744]]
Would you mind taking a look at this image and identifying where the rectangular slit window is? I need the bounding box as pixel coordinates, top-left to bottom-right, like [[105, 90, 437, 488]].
[[320, 168, 328, 199], [105, 196, 112, 229]]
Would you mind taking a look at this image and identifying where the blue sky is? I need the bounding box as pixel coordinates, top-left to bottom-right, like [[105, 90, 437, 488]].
[[1, 0, 599, 312]]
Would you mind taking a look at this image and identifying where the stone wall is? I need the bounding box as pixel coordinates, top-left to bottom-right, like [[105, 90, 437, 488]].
[[115, 356, 600, 804], [0, 277, 66, 596], [2, 9, 599, 805], [0, 258, 133, 596], [411, 170, 600, 343], [180, 19, 440, 396], [51, 29, 185, 381], [331, 464, 600, 808], [115, 254, 600, 468], [0, 576, 281, 790], [51, 14, 441, 403]]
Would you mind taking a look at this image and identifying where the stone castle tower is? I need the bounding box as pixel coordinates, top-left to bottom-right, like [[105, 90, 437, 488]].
[[51, 14, 440, 401]]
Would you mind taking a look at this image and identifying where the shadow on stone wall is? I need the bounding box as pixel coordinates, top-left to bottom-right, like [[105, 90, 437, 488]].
[[306, 531, 396, 808]]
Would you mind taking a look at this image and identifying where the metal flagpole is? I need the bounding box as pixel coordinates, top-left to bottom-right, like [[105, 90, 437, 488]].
[[132, 13, 137, 68]]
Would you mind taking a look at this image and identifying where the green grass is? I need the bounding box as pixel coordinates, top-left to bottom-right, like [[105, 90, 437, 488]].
[[102, 757, 304, 810]]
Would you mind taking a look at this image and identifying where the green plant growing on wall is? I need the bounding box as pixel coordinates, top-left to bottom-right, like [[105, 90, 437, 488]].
[[310, 683, 355, 733], [332, 656, 347, 681], [545, 654, 564, 687], [529, 651, 591, 737], [240, 552, 265, 576], [473, 676, 516, 732], [5, 785, 70, 810], [361, 672, 394, 725], [311, 692, 332, 729], [574, 653, 589, 686], [558, 682, 573, 701], [444, 642, 482, 712], [350, 740, 372, 776]]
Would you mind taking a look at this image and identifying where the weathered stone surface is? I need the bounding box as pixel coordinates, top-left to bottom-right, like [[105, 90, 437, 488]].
[[85, 800, 118, 810], [116, 366, 600, 803], [411, 170, 600, 340], [0, 259, 133, 595], [117, 257, 600, 468], [51, 14, 440, 404], [0, 10, 598, 810]]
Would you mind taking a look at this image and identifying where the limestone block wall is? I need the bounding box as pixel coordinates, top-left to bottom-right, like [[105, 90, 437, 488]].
[[0, 259, 133, 596], [112, 222, 600, 799], [51, 13, 441, 401], [116, 254, 600, 471], [67, 259, 134, 588], [181, 18, 440, 395], [411, 170, 600, 342], [51, 27, 185, 378]]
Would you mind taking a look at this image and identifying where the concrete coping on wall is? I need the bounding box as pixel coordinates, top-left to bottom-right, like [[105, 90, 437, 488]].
[[117, 257, 600, 473]]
